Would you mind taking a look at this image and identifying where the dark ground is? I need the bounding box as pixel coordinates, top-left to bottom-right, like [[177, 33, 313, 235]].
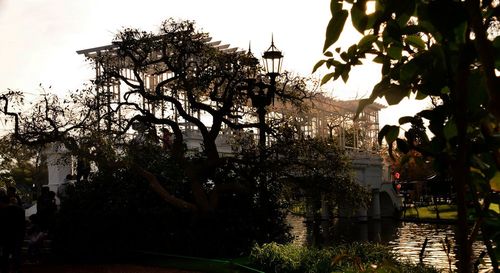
[[21, 264, 202, 273]]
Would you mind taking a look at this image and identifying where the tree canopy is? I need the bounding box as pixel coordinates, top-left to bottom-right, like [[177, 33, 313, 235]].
[[1, 19, 315, 213], [1, 18, 366, 219], [317, 0, 500, 272]]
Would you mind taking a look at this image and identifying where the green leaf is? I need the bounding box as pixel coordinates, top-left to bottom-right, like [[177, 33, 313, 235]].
[[358, 34, 378, 51], [321, 72, 335, 85], [415, 90, 428, 100], [402, 25, 427, 35], [326, 59, 342, 68], [493, 36, 500, 49], [386, 126, 400, 145], [490, 171, 500, 192], [471, 154, 496, 178], [313, 60, 326, 73], [341, 67, 350, 82], [382, 60, 391, 75], [378, 125, 390, 145], [385, 20, 402, 42], [399, 59, 419, 83], [323, 10, 349, 52], [355, 98, 375, 119], [373, 55, 386, 64], [387, 45, 403, 60], [443, 120, 457, 140], [347, 44, 357, 56], [378, 125, 400, 145], [384, 84, 408, 105], [398, 116, 414, 125], [340, 52, 349, 62], [371, 78, 390, 98], [397, 14, 411, 28], [351, 0, 368, 33], [440, 86, 450, 94], [396, 138, 410, 153], [405, 35, 426, 49], [324, 51, 333, 57], [330, 0, 343, 15], [333, 65, 344, 80]]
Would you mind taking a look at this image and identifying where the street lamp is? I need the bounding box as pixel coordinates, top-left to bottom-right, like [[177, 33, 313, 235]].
[[262, 35, 283, 83], [242, 36, 283, 158]]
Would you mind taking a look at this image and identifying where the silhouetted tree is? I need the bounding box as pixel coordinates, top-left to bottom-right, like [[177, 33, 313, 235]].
[[1, 19, 311, 213]]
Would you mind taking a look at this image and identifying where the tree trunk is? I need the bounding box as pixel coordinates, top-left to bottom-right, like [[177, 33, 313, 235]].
[[452, 48, 472, 273]]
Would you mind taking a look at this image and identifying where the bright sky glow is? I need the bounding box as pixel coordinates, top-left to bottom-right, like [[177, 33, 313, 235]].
[[0, 0, 430, 132]]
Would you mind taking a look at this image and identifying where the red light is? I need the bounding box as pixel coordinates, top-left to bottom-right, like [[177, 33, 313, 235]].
[[394, 172, 400, 179]]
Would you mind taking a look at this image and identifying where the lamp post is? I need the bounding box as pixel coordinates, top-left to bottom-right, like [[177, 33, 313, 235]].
[[262, 36, 283, 87], [242, 37, 283, 157]]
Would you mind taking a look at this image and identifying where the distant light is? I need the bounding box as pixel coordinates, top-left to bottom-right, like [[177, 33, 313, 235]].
[[394, 172, 400, 179]]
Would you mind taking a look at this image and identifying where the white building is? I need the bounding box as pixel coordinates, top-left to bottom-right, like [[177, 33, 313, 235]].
[[72, 33, 401, 220]]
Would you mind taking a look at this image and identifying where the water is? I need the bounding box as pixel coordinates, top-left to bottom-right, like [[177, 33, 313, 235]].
[[288, 215, 493, 272]]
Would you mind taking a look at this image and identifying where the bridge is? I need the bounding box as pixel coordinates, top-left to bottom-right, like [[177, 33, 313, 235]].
[[36, 95, 402, 221]]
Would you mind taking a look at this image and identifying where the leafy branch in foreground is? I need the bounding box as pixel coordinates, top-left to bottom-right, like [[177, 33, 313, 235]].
[[317, 1, 499, 272]]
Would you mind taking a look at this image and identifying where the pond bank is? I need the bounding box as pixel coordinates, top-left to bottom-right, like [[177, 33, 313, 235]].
[[287, 214, 493, 272]]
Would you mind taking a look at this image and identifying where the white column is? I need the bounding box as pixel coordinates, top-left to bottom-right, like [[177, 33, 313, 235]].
[[44, 142, 72, 193], [356, 208, 368, 221], [370, 189, 381, 219]]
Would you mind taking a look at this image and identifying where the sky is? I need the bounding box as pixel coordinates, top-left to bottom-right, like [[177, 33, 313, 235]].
[[0, 0, 430, 133]]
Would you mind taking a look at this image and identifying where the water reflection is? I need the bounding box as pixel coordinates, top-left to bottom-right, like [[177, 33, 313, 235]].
[[389, 222, 456, 272], [288, 214, 492, 272]]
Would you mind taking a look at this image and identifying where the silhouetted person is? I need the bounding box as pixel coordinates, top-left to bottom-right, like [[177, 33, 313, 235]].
[[26, 214, 46, 264], [7, 186, 22, 207], [57, 174, 74, 200], [162, 128, 173, 150], [0, 193, 26, 273], [76, 158, 91, 183], [36, 187, 57, 232]]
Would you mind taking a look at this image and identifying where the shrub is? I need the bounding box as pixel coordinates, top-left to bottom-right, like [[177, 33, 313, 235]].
[[250, 243, 440, 273], [52, 164, 291, 260], [249, 243, 305, 273]]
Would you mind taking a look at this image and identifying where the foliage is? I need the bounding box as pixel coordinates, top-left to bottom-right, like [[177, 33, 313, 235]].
[[250, 242, 440, 273], [0, 18, 367, 259], [1, 18, 315, 215], [316, 0, 500, 271], [53, 145, 291, 258], [0, 134, 47, 201], [54, 157, 287, 259], [269, 134, 371, 214], [382, 118, 437, 188]]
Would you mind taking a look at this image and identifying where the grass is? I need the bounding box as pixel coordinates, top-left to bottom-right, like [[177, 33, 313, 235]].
[[403, 203, 500, 220], [132, 252, 260, 273], [250, 242, 440, 273], [30, 251, 258, 273]]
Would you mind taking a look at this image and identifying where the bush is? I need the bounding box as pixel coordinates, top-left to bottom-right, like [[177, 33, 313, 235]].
[[249, 243, 305, 273], [52, 164, 291, 260], [250, 243, 440, 273]]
